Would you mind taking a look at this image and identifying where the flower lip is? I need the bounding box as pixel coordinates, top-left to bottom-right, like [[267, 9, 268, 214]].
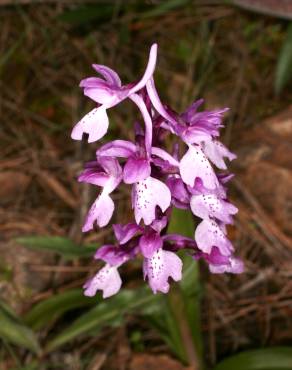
[[195, 219, 234, 256], [132, 176, 171, 226], [143, 248, 183, 294], [83, 264, 122, 298]]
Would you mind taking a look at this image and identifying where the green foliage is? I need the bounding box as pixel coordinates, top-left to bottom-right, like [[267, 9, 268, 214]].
[[141, 0, 191, 18], [16, 236, 96, 259], [275, 23, 292, 94], [58, 3, 116, 26], [44, 287, 157, 353], [58, 0, 191, 27], [213, 347, 292, 370], [150, 207, 204, 367], [24, 289, 97, 330], [0, 301, 40, 355], [168, 207, 194, 238]]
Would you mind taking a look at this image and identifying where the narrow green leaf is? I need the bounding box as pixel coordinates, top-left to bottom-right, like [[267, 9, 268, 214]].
[[180, 256, 203, 359], [45, 288, 156, 353], [58, 4, 115, 25], [141, 0, 190, 18], [275, 23, 292, 94], [24, 289, 97, 330], [166, 208, 204, 366], [0, 301, 40, 354], [213, 347, 292, 370], [145, 308, 181, 356], [0, 35, 24, 73], [16, 236, 96, 259]]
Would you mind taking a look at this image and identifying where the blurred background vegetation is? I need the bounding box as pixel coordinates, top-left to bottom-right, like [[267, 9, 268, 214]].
[[0, 0, 292, 369]]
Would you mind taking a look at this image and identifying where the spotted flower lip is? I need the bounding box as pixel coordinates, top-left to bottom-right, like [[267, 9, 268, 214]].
[[132, 176, 171, 226], [71, 44, 243, 299], [143, 248, 183, 294], [190, 193, 238, 224], [83, 264, 122, 298], [195, 219, 234, 256], [82, 192, 115, 231], [179, 145, 219, 189]]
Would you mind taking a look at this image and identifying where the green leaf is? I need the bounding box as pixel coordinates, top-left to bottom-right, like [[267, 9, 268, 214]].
[[0, 301, 40, 354], [16, 236, 96, 259], [24, 289, 97, 330], [58, 4, 115, 25], [275, 23, 292, 94], [157, 208, 204, 367], [141, 0, 191, 18], [168, 207, 194, 238], [213, 347, 292, 370], [45, 288, 156, 353], [180, 256, 203, 359]]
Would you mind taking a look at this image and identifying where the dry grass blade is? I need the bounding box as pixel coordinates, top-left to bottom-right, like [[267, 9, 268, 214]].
[[38, 170, 78, 209]]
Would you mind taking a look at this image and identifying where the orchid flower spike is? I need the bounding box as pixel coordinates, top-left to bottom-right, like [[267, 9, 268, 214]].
[[71, 43, 243, 299]]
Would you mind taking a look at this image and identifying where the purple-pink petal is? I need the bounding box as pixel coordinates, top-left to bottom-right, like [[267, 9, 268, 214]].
[[123, 157, 151, 184], [113, 223, 142, 244], [97, 140, 136, 158], [94, 245, 132, 265], [91, 64, 122, 87], [98, 156, 122, 179], [78, 169, 109, 187], [78, 157, 122, 193], [180, 125, 212, 145], [166, 176, 190, 205], [209, 256, 244, 274], [130, 93, 153, 154], [151, 216, 168, 233], [83, 85, 125, 107], [181, 99, 204, 122], [79, 77, 106, 88], [128, 44, 157, 95], [139, 231, 163, 258], [146, 77, 177, 127], [151, 147, 179, 167]]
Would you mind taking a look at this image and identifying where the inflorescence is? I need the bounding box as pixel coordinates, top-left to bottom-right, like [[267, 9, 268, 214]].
[[71, 44, 243, 299]]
